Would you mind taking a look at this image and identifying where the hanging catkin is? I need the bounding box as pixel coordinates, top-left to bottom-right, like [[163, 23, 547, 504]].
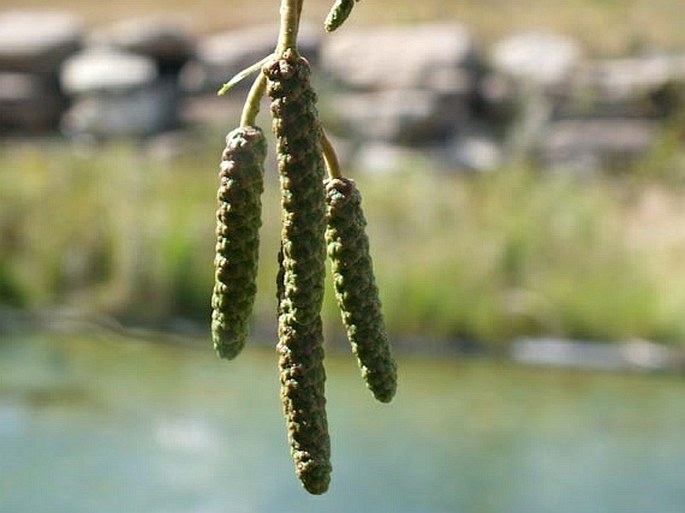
[[211, 126, 266, 360], [324, 0, 356, 32], [325, 177, 397, 403], [264, 48, 332, 495]]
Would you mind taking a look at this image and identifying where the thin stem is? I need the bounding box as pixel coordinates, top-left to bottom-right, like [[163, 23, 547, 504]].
[[218, 55, 272, 96], [277, 0, 302, 54], [240, 72, 267, 127], [320, 128, 343, 179]]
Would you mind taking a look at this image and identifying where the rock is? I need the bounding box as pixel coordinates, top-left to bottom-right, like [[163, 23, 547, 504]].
[[473, 72, 518, 125], [568, 55, 685, 117], [320, 24, 478, 92], [87, 15, 195, 74], [61, 78, 180, 138], [0, 10, 82, 73], [61, 49, 158, 94], [511, 337, 627, 371], [447, 131, 503, 171], [537, 118, 660, 172], [490, 31, 582, 89], [504, 86, 556, 164], [0, 72, 66, 131], [181, 23, 320, 93], [621, 339, 675, 371], [329, 89, 469, 144], [60, 50, 180, 137], [511, 337, 679, 372]]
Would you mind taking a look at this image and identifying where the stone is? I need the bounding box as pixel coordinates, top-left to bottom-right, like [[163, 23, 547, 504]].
[[61, 77, 180, 138], [537, 118, 660, 172], [60, 50, 180, 137], [511, 337, 626, 370], [0, 10, 82, 73], [490, 31, 582, 89], [61, 49, 158, 94], [568, 55, 685, 117], [330, 89, 469, 144], [473, 72, 518, 125], [479, 32, 583, 161], [0, 72, 65, 131], [87, 15, 195, 74], [511, 337, 678, 372], [621, 339, 675, 371], [181, 23, 321, 93], [447, 131, 503, 172], [320, 24, 477, 92]]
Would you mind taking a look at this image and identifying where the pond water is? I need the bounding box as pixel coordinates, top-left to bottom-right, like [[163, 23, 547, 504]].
[[1, 333, 684, 513]]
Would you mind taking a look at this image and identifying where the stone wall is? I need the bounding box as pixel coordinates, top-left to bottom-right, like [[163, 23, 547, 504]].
[[1, 9, 684, 172]]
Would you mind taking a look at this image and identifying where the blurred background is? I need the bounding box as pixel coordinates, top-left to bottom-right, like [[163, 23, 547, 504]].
[[1, 1, 685, 512]]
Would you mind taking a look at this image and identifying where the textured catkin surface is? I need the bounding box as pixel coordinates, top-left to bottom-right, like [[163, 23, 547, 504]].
[[211, 126, 266, 360], [265, 49, 331, 495], [324, 0, 356, 32], [325, 177, 397, 403]]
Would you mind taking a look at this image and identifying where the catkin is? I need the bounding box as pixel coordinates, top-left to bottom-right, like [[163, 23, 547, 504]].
[[265, 49, 331, 495], [324, 0, 356, 32], [211, 126, 266, 360], [325, 177, 397, 403]]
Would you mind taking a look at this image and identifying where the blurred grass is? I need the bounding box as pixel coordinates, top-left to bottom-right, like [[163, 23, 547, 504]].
[[4, 0, 685, 55], [3, 125, 685, 348]]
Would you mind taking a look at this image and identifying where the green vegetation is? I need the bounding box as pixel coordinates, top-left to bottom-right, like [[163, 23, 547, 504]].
[[3, 126, 685, 348]]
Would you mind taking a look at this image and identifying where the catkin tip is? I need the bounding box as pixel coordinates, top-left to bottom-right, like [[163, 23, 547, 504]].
[[324, 0, 355, 32], [214, 341, 244, 360], [300, 466, 331, 495]]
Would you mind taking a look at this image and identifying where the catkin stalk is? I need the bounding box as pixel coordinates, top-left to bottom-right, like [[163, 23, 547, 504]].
[[265, 48, 332, 495], [211, 126, 266, 359], [325, 177, 397, 402]]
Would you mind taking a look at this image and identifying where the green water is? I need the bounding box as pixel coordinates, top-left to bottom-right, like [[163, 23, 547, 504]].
[[1, 334, 684, 513]]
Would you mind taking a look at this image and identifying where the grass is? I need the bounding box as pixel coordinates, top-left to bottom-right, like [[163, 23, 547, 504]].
[[356, 167, 685, 346], [3, 127, 685, 349], [4, 0, 685, 55]]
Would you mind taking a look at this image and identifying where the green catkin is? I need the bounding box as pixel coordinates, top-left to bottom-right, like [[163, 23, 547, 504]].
[[275, 246, 331, 495], [264, 48, 331, 495], [325, 177, 397, 403], [211, 126, 266, 360], [324, 0, 357, 32]]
